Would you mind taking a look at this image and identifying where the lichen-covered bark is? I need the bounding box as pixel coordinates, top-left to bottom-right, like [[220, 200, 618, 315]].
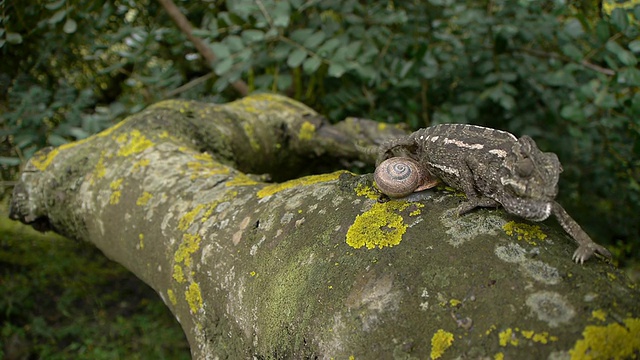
[[10, 94, 640, 359]]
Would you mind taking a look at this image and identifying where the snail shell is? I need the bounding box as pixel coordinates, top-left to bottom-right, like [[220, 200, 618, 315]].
[[374, 157, 433, 198]]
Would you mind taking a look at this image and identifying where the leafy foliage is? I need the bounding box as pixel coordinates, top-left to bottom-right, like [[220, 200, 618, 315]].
[[0, 207, 190, 359], [1, 0, 639, 263]]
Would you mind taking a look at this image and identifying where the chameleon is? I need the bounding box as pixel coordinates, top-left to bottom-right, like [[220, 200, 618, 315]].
[[372, 123, 611, 264]]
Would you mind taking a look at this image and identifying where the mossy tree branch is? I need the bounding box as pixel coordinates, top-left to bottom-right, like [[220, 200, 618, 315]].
[[9, 94, 640, 359]]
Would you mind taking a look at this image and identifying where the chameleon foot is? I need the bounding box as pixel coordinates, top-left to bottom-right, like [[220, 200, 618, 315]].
[[572, 243, 612, 264]]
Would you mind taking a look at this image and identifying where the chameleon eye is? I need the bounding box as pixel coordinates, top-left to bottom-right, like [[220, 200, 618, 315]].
[[516, 158, 534, 177]]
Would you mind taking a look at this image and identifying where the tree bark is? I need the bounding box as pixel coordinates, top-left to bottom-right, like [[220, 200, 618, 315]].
[[9, 94, 640, 359]]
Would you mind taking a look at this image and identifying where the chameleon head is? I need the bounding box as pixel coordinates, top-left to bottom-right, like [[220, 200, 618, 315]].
[[500, 135, 562, 204]]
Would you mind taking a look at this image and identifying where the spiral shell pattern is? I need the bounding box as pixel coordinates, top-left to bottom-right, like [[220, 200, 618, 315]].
[[374, 157, 424, 198]]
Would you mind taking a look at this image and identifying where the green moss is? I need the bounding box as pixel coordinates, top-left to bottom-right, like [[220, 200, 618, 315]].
[[298, 121, 316, 141], [345, 200, 411, 249], [430, 329, 454, 359], [185, 281, 203, 314], [256, 171, 348, 198], [502, 221, 547, 245], [570, 317, 640, 359]]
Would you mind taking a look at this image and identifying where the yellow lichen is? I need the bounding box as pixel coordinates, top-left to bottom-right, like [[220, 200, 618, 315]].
[[345, 201, 412, 249], [110, 178, 123, 190], [354, 183, 378, 200], [94, 152, 107, 180], [607, 272, 617, 281], [494, 353, 504, 360], [109, 191, 121, 205], [132, 158, 150, 171], [449, 299, 462, 307], [136, 192, 153, 206], [225, 173, 259, 187], [502, 221, 547, 245], [138, 233, 144, 249], [409, 203, 425, 216], [243, 122, 261, 151], [298, 121, 316, 141], [592, 309, 607, 322], [570, 317, 640, 360], [174, 233, 201, 267], [116, 130, 154, 157], [178, 204, 207, 231], [30, 148, 60, 171], [257, 171, 348, 198], [185, 281, 203, 314], [485, 324, 497, 336], [167, 289, 177, 306], [173, 265, 185, 283], [521, 330, 534, 339], [430, 329, 454, 359], [499, 328, 519, 346]]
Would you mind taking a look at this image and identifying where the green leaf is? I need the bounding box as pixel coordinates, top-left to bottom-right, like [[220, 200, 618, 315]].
[[272, 1, 291, 28], [63, 19, 77, 34], [606, 40, 637, 66], [302, 56, 322, 74], [6, 32, 23, 44], [303, 31, 325, 49], [610, 8, 628, 31], [561, 44, 583, 61], [595, 20, 610, 43], [560, 104, 584, 122], [210, 42, 230, 58], [287, 48, 307, 68], [241, 29, 264, 44], [45, 0, 66, 10], [317, 38, 342, 56], [328, 62, 347, 77], [226, 35, 244, 52], [563, 18, 584, 38], [629, 40, 640, 54], [594, 89, 618, 109], [0, 156, 21, 166], [214, 57, 233, 75], [48, 9, 67, 24], [618, 67, 640, 87], [290, 29, 314, 43]]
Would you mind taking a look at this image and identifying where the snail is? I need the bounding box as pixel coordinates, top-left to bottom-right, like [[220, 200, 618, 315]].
[[373, 157, 439, 198]]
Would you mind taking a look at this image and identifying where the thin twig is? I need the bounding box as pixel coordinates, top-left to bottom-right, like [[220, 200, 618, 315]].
[[516, 47, 615, 76], [165, 73, 215, 98], [156, 0, 249, 96]]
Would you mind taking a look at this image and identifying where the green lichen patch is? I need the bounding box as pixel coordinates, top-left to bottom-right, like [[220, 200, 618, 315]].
[[430, 329, 454, 359], [116, 129, 154, 157], [256, 171, 348, 198], [185, 281, 203, 314], [298, 121, 316, 141], [502, 221, 547, 245], [136, 191, 153, 206], [226, 173, 260, 187], [242, 122, 261, 151], [345, 200, 412, 249], [354, 183, 378, 200], [570, 317, 640, 359], [174, 233, 202, 267]]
